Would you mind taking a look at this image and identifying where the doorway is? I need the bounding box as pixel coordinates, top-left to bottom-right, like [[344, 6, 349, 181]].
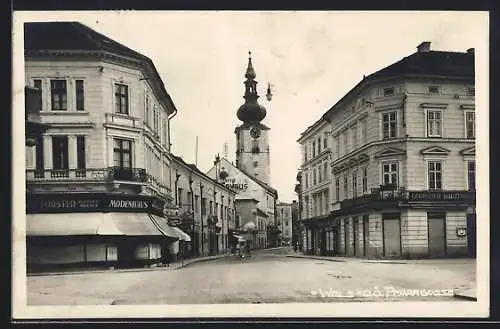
[[383, 213, 401, 257], [428, 212, 446, 258], [363, 215, 369, 257], [467, 213, 476, 258]]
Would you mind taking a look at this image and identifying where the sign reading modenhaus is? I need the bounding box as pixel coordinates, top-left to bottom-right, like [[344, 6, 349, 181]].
[[27, 193, 165, 216]]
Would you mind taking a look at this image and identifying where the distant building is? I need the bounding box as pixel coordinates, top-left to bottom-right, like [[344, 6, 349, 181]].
[[24, 22, 187, 270], [25, 85, 49, 147], [276, 202, 293, 244], [298, 42, 476, 259]]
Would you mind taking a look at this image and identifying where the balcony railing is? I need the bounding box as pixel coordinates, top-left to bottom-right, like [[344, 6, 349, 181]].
[[27, 167, 148, 183], [341, 186, 476, 209]]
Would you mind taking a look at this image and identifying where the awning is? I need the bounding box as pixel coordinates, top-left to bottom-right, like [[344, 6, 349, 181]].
[[172, 227, 192, 242], [27, 213, 125, 236], [27, 212, 178, 238], [232, 234, 246, 242], [148, 214, 180, 239]]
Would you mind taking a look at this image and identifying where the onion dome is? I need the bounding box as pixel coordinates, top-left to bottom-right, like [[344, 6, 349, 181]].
[[237, 51, 267, 123]]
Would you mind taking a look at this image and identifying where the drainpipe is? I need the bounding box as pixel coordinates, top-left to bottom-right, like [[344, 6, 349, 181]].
[[221, 194, 225, 254], [213, 189, 217, 256], [189, 175, 194, 259], [167, 107, 177, 153], [200, 182, 204, 256], [174, 171, 181, 206]]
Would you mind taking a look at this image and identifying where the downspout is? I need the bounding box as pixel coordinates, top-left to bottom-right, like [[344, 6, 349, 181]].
[[189, 175, 194, 258], [221, 194, 225, 254], [402, 93, 408, 189], [200, 182, 204, 256], [167, 107, 178, 153], [213, 189, 217, 255], [174, 171, 181, 206]]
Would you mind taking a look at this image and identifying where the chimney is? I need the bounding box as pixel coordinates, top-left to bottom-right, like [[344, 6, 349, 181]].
[[417, 41, 431, 53], [467, 48, 475, 54]]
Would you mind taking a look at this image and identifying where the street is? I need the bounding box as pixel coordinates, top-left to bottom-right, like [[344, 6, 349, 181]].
[[27, 249, 476, 305]]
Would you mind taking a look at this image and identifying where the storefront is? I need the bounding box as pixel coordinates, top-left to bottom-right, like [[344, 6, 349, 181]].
[[26, 193, 188, 271], [331, 189, 476, 259]]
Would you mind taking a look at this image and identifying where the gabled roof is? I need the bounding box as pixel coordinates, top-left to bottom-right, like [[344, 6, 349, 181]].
[[24, 21, 178, 115], [215, 158, 278, 198], [171, 154, 235, 194]]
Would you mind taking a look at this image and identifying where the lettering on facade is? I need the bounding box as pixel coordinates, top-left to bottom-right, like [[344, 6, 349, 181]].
[[408, 192, 467, 201], [222, 177, 249, 191], [108, 199, 150, 209]]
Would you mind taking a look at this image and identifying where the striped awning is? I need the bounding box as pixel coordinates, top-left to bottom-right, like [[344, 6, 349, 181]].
[[172, 226, 192, 242]]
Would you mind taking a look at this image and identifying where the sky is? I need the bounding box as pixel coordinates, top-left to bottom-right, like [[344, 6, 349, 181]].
[[16, 11, 488, 202]]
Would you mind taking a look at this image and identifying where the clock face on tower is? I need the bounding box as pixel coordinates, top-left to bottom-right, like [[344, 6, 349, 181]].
[[250, 127, 261, 139]]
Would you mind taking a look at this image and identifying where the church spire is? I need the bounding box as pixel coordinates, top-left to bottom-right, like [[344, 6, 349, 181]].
[[245, 51, 256, 80], [243, 51, 259, 104], [237, 51, 267, 123]]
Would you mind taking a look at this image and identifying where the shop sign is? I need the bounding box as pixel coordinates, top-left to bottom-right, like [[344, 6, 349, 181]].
[[27, 193, 165, 216], [456, 227, 467, 237], [408, 191, 474, 202], [222, 177, 249, 191]]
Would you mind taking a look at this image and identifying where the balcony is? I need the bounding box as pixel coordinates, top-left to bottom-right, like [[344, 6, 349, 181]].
[[104, 113, 142, 131], [27, 167, 148, 183]]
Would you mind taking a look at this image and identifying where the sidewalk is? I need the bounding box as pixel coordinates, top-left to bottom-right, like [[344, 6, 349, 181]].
[[453, 287, 477, 301], [28, 254, 226, 277]]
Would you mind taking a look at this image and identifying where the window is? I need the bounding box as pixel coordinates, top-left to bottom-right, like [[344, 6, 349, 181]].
[[467, 87, 475, 96], [334, 136, 340, 157], [252, 140, 260, 153], [210, 201, 214, 215], [362, 167, 368, 193], [75, 80, 85, 111], [76, 136, 86, 176], [253, 161, 258, 167], [383, 87, 394, 97], [426, 110, 442, 137], [343, 131, 348, 155], [35, 136, 44, 175], [312, 141, 316, 158], [382, 162, 398, 186], [177, 188, 183, 206], [51, 136, 68, 177], [352, 124, 358, 149], [201, 197, 207, 215], [382, 111, 397, 139], [113, 139, 132, 168], [304, 171, 309, 189], [467, 161, 476, 191], [162, 120, 167, 146], [145, 95, 150, 126], [313, 167, 317, 185], [352, 170, 358, 197], [361, 120, 367, 145], [343, 175, 348, 200], [323, 162, 328, 181], [304, 146, 308, 162], [428, 85, 439, 94], [114, 83, 129, 115], [428, 161, 443, 190], [33, 79, 42, 111], [153, 107, 157, 133], [323, 134, 328, 149], [318, 166, 322, 183], [317, 137, 321, 154], [324, 190, 329, 212], [465, 111, 475, 139], [187, 192, 193, 208], [50, 80, 67, 111]]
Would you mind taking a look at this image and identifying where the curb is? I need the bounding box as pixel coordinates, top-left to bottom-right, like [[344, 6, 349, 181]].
[[285, 254, 412, 264], [285, 255, 347, 262], [28, 255, 227, 277], [453, 288, 477, 301]]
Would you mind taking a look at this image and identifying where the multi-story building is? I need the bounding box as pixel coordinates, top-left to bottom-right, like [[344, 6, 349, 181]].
[[299, 41, 476, 259], [25, 22, 189, 270], [276, 202, 293, 244], [297, 118, 333, 255], [170, 154, 237, 257], [25, 85, 49, 147]]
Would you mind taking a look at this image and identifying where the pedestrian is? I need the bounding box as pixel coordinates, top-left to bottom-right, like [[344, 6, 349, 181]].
[[164, 247, 171, 267], [293, 242, 298, 253]]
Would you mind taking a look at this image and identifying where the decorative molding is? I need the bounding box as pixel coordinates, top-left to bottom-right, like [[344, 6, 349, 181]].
[[460, 104, 475, 110], [357, 154, 370, 164], [460, 146, 475, 156], [420, 103, 448, 109], [373, 147, 406, 159], [374, 102, 404, 112], [420, 146, 451, 155]]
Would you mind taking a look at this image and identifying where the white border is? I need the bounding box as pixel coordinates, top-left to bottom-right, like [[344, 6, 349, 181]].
[[12, 10, 490, 319]]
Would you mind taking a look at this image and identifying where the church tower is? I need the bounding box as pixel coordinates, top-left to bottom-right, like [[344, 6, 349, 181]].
[[234, 52, 271, 185]]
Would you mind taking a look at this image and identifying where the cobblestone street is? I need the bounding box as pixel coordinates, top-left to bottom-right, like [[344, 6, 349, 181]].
[[27, 249, 476, 305]]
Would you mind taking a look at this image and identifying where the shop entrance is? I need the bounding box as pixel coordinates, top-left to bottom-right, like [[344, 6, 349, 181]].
[[383, 213, 401, 257], [428, 212, 446, 258], [363, 215, 369, 257], [467, 213, 476, 258], [118, 240, 137, 268]]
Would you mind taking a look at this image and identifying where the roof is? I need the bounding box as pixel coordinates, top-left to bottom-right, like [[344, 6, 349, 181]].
[[321, 49, 474, 121], [171, 154, 235, 195], [216, 158, 278, 198], [24, 21, 178, 115], [256, 208, 269, 218]]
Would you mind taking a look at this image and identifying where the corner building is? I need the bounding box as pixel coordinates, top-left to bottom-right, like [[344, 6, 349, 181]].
[[299, 42, 476, 259], [24, 22, 188, 270]]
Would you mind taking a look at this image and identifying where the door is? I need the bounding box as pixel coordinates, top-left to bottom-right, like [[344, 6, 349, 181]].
[[363, 215, 370, 257], [467, 213, 476, 258], [383, 214, 401, 257], [353, 217, 358, 256], [428, 212, 446, 258], [344, 219, 349, 256], [320, 229, 327, 256]]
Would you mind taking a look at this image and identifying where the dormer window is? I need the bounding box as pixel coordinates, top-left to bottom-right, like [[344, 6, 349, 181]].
[[383, 87, 394, 97], [428, 85, 440, 94]]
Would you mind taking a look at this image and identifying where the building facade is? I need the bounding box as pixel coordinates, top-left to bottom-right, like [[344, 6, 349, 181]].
[[25, 22, 188, 270], [297, 119, 333, 255], [170, 154, 237, 257], [299, 42, 476, 259], [276, 202, 293, 244]]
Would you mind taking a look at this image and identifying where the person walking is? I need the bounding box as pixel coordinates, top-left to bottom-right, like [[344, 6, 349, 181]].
[[293, 242, 298, 253]]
